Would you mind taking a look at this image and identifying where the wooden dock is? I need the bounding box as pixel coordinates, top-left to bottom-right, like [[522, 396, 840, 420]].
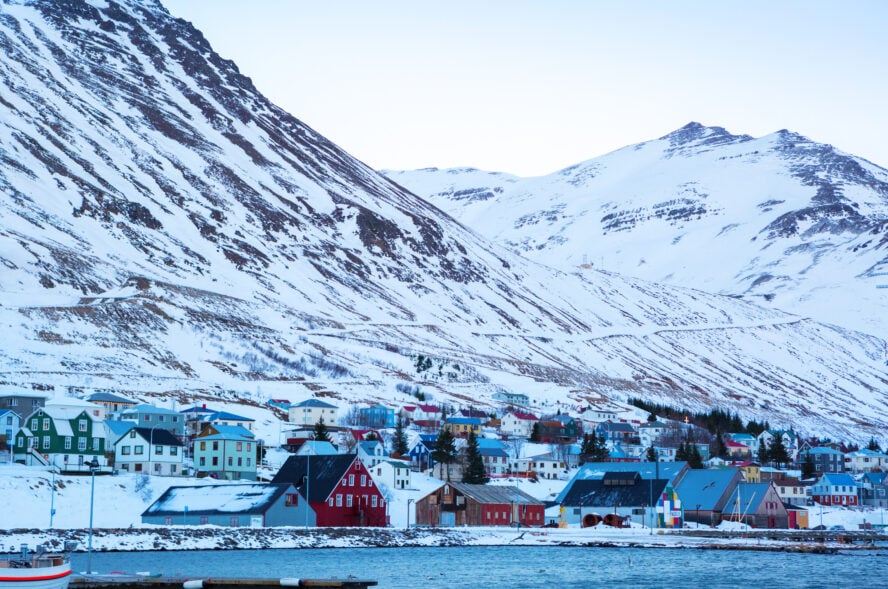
[[71, 575, 376, 589]]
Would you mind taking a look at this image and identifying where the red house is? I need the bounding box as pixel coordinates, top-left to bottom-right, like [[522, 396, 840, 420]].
[[271, 454, 387, 527], [415, 482, 545, 527]]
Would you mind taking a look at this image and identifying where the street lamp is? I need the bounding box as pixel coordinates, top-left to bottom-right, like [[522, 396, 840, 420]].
[[49, 464, 57, 528], [85, 458, 100, 574], [407, 498, 415, 529], [696, 504, 701, 529]]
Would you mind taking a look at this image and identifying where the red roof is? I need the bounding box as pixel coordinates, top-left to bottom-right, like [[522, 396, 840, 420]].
[[510, 411, 538, 421], [725, 440, 749, 448]]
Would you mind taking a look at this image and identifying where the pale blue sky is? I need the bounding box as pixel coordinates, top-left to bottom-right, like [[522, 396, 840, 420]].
[[163, 0, 888, 176]]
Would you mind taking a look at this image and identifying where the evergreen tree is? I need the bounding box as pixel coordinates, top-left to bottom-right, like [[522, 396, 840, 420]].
[[867, 437, 882, 453], [769, 435, 790, 467], [579, 433, 596, 465], [688, 444, 704, 469], [715, 433, 727, 459], [647, 413, 657, 423], [756, 440, 770, 465], [801, 452, 817, 479], [646, 445, 657, 462], [590, 431, 610, 462], [675, 442, 689, 462], [312, 418, 331, 443], [529, 422, 541, 443], [393, 416, 409, 456], [462, 431, 489, 484], [431, 427, 457, 481], [365, 431, 378, 441]]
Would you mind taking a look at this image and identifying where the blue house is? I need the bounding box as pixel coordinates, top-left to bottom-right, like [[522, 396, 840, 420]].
[[141, 483, 306, 527], [675, 468, 743, 527], [358, 404, 395, 428], [477, 438, 509, 477], [408, 435, 436, 471], [0, 409, 21, 446]]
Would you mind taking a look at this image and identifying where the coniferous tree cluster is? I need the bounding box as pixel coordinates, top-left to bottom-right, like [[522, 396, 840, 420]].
[[627, 398, 770, 435], [675, 441, 703, 468], [393, 417, 409, 456], [462, 431, 489, 484], [432, 427, 457, 481], [579, 432, 609, 463]]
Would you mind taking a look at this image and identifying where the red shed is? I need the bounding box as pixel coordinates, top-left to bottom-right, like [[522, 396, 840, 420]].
[[415, 482, 544, 527], [272, 454, 387, 527]]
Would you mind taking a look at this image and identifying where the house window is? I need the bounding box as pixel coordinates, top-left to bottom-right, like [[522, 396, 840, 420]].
[[158, 415, 165, 422], [170, 447, 178, 456], [93, 438, 101, 451], [236, 442, 243, 452], [228, 457, 233, 466], [349, 474, 355, 486], [79, 420, 87, 432], [135, 445, 144, 455], [42, 418, 50, 431], [17, 438, 22, 448], [212, 457, 219, 466], [122, 446, 131, 455], [154, 463, 161, 473], [200, 516, 209, 525], [372, 495, 378, 507], [247, 443, 252, 452], [171, 465, 177, 474], [144, 416, 150, 422], [286, 494, 299, 507], [65, 437, 72, 450], [78, 438, 87, 451], [328, 498, 334, 507], [42, 436, 50, 449], [237, 457, 242, 467], [361, 475, 367, 487], [346, 495, 353, 508], [212, 441, 219, 451], [335, 494, 343, 507], [199, 457, 206, 466], [31, 418, 37, 430], [229, 517, 239, 527], [155, 445, 163, 455], [246, 457, 251, 466], [200, 441, 206, 451], [165, 516, 173, 525]]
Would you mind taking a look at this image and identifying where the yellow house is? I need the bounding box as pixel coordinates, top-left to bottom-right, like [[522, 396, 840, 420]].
[[443, 417, 481, 438], [739, 462, 761, 483]]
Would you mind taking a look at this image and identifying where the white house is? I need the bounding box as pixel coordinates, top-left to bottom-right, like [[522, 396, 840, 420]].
[[511, 453, 567, 480], [114, 426, 185, 476], [371, 458, 412, 491], [357, 440, 386, 467], [637, 421, 669, 448], [845, 449, 888, 473], [500, 410, 538, 438], [288, 399, 339, 426]]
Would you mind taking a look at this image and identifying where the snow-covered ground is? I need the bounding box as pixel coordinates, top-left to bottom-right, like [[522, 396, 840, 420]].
[[2, 461, 884, 554]]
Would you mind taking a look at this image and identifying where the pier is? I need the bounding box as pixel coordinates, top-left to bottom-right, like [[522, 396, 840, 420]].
[[71, 575, 376, 589]]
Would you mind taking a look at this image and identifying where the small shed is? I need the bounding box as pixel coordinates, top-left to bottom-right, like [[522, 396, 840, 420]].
[[415, 482, 544, 527], [141, 483, 305, 527]]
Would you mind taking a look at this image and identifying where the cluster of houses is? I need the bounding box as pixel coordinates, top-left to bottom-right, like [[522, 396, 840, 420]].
[[3, 391, 887, 530]]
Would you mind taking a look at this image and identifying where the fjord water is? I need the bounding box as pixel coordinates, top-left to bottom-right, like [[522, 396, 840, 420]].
[[72, 546, 888, 588]]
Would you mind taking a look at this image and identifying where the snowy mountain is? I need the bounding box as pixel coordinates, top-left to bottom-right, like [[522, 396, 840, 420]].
[[1, 0, 887, 442], [384, 123, 888, 336]]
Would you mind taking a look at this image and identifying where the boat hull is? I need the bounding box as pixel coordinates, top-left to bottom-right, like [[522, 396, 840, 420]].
[[0, 563, 71, 589]]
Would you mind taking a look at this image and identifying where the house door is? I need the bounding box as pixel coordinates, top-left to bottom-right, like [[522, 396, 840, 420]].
[[441, 511, 455, 526]]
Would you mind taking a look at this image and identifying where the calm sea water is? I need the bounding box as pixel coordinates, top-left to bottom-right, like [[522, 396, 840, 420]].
[[72, 546, 888, 589]]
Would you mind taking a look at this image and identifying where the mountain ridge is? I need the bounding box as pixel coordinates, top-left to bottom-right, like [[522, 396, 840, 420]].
[[1, 1, 887, 442]]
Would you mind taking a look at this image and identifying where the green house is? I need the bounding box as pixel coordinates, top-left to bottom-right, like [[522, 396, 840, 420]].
[[13, 407, 107, 472]]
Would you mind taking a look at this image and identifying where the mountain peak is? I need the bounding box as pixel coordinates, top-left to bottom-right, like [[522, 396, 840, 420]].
[[658, 122, 752, 149]]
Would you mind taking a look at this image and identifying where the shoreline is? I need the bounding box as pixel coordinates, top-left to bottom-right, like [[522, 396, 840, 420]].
[[1, 527, 882, 555]]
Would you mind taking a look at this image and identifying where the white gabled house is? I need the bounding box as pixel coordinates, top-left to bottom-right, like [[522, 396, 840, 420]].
[[500, 410, 538, 438], [114, 426, 185, 476], [371, 458, 412, 491], [289, 399, 339, 426]]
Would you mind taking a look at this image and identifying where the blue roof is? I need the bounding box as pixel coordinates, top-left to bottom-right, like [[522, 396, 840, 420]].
[[200, 424, 255, 440], [556, 461, 688, 504], [820, 473, 857, 486], [477, 439, 505, 450], [725, 482, 773, 511], [123, 404, 181, 415], [675, 468, 741, 511], [447, 417, 481, 425], [805, 447, 844, 456], [294, 399, 338, 408], [106, 420, 135, 437], [207, 410, 254, 422]]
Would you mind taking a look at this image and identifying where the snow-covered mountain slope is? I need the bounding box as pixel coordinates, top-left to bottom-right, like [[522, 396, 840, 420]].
[[0, 1, 886, 442], [384, 123, 888, 336]]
